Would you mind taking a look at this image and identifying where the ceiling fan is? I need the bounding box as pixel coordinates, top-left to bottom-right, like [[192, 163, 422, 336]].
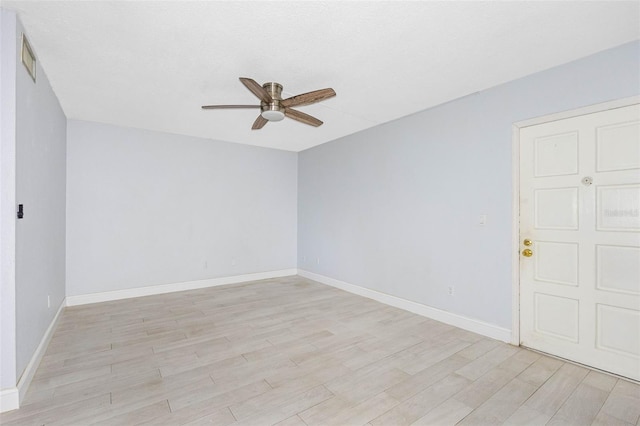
[[202, 78, 336, 130]]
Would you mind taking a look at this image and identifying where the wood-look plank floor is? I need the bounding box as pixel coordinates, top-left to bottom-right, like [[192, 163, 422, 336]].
[[1, 276, 638, 425]]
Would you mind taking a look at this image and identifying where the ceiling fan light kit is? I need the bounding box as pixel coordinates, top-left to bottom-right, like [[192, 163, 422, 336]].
[[202, 78, 336, 130], [261, 109, 285, 121]]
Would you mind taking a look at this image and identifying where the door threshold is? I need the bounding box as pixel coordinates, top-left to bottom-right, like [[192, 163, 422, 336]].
[[521, 345, 640, 385]]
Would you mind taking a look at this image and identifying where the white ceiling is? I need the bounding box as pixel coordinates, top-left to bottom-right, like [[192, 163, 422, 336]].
[[3, 1, 639, 152]]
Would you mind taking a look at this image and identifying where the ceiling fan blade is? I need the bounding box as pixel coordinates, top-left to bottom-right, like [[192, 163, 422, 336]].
[[281, 88, 336, 108], [239, 77, 273, 103], [252, 115, 268, 130], [284, 108, 323, 127], [201, 105, 260, 109]]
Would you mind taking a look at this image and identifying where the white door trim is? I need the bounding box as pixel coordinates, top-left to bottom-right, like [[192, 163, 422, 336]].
[[510, 95, 640, 347]]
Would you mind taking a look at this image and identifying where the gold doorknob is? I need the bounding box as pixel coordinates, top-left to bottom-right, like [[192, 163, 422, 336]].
[[522, 249, 533, 257], [523, 239, 533, 246]]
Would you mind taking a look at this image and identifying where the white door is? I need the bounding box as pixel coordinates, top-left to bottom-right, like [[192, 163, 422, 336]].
[[519, 103, 640, 381]]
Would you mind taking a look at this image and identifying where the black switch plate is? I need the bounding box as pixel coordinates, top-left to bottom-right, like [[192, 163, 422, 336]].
[[17, 204, 23, 219]]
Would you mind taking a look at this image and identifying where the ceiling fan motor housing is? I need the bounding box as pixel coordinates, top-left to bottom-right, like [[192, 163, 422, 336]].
[[260, 82, 285, 121]]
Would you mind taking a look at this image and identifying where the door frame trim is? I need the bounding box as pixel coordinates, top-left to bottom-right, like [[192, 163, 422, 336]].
[[510, 95, 640, 346]]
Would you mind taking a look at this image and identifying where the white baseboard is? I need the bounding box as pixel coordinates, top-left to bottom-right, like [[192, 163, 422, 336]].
[[0, 388, 19, 413], [66, 269, 298, 306], [298, 269, 512, 343], [15, 298, 66, 405]]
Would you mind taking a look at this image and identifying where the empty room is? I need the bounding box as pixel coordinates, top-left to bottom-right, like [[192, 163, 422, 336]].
[[1, 1, 639, 425]]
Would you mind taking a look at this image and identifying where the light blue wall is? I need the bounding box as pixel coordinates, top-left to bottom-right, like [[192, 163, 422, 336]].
[[0, 8, 18, 391], [298, 41, 640, 330], [13, 16, 67, 379], [66, 120, 297, 296]]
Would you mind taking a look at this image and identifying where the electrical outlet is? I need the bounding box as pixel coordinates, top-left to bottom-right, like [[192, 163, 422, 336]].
[[316, 258, 320, 265], [447, 286, 455, 296], [302, 256, 306, 263]]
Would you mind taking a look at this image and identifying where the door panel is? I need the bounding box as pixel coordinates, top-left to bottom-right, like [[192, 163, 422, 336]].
[[596, 245, 640, 295], [596, 184, 640, 231], [534, 293, 580, 342], [596, 122, 640, 171], [520, 103, 640, 381], [535, 241, 579, 286], [534, 131, 579, 176], [596, 304, 640, 358], [534, 187, 579, 229]]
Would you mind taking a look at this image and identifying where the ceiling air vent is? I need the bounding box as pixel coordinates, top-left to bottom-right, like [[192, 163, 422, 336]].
[[21, 34, 36, 82]]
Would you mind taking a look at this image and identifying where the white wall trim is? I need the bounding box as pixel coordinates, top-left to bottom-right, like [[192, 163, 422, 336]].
[[16, 299, 66, 404], [510, 124, 521, 346], [510, 96, 640, 348], [66, 269, 298, 306], [514, 96, 640, 129], [0, 388, 19, 413], [298, 269, 511, 343]]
